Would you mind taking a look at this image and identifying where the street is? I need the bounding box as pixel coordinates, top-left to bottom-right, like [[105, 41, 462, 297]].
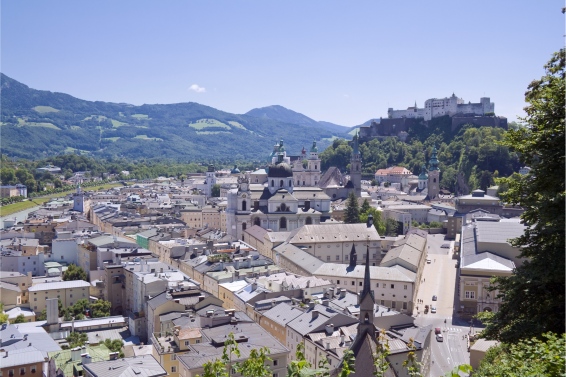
[[414, 234, 470, 377]]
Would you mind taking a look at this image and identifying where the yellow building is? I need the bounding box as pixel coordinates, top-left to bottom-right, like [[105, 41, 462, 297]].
[[28, 280, 91, 312]]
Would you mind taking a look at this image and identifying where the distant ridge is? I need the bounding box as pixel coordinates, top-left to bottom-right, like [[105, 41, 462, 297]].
[[0, 74, 347, 161], [245, 105, 349, 134]]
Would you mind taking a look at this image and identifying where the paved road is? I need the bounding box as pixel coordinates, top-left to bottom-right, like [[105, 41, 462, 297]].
[[414, 234, 470, 377]]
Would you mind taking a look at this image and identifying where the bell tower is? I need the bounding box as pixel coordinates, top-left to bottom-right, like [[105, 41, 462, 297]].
[[427, 146, 440, 200], [350, 132, 362, 197]]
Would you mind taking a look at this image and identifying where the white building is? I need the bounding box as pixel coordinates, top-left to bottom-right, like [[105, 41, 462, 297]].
[[388, 94, 495, 121]]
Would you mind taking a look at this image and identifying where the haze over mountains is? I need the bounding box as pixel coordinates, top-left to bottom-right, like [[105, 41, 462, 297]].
[[0, 74, 366, 162]]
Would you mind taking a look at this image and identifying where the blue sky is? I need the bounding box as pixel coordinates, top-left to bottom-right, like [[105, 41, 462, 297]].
[[1, 1, 563, 126]]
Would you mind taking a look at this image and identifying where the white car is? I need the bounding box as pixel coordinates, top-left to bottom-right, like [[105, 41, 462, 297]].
[[436, 333, 444, 342], [426, 258, 431, 264], [431, 306, 437, 313]]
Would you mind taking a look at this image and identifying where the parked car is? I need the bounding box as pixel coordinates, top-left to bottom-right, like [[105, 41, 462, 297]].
[[431, 306, 437, 313], [435, 327, 441, 335], [426, 258, 432, 264], [432, 295, 437, 301], [436, 333, 444, 342], [441, 243, 450, 248]]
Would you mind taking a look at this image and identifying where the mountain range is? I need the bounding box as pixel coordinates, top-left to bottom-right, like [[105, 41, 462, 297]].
[[0, 74, 367, 162]]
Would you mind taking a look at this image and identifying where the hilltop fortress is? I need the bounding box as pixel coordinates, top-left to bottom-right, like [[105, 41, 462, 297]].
[[359, 94, 507, 141]]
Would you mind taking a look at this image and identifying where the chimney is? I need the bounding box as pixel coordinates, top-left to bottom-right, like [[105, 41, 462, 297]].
[[251, 282, 257, 291], [81, 353, 92, 365], [340, 335, 345, 345], [234, 259, 240, 270], [322, 299, 329, 307], [198, 295, 205, 302], [340, 289, 346, 299], [71, 347, 81, 361], [325, 324, 333, 336], [311, 310, 319, 319], [160, 268, 164, 273], [327, 288, 334, 298], [325, 342, 330, 350], [308, 302, 315, 310]]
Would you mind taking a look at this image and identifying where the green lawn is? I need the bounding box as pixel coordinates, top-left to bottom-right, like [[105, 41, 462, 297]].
[[189, 119, 230, 130], [227, 121, 247, 130], [33, 106, 60, 113], [26, 122, 61, 130], [131, 114, 149, 119], [111, 119, 128, 128]]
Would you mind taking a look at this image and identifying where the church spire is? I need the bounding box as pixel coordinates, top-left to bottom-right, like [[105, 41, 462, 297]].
[[360, 235, 373, 301]]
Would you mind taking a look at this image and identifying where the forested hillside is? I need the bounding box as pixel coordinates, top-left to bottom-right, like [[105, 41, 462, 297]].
[[320, 122, 521, 195], [0, 74, 343, 161]]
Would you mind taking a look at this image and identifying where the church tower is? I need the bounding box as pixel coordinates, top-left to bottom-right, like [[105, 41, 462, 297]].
[[205, 164, 217, 197], [350, 132, 362, 197], [427, 146, 440, 200], [73, 183, 85, 212]]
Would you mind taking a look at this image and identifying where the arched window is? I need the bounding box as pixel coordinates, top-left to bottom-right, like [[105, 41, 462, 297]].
[[280, 180, 284, 187], [315, 165, 317, 170], [279, 217, 287, 229], [254, 217, 261, 226], [305, 217, 312, 225], [241, 201, 247, 211], [271, 180, 274, 187], [242, 223, 247, 231], [433, 178, 437, 183], [280, 203, 287, 212], [289, 180, 292, 186]]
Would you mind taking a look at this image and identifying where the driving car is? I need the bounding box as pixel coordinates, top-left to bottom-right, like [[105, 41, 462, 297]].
[[426, 258, 431, 264], [432, 295, 437, 301], [431, 306, 437, 313], [435, 327, 441, 335], [436, 333, 444, 342]]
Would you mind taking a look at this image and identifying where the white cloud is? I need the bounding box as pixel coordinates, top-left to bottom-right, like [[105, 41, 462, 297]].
[[188, 84, 206, 93]]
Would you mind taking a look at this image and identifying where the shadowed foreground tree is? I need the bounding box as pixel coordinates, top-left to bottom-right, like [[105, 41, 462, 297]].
[[343, 191, 359, 223], [477, 49, 565, 343]]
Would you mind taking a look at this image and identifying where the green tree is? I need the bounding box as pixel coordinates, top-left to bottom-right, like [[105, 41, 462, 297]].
[[0, 303, 9, 324], [402, 338, 422, 377], [104, 339, 125, 358], [385, 218, 400, 236], [235, 347, 272, 377], [14, 314, 25, 323], [473, 333, 565, 377], [62, 264, 87, 281], [89, 299, 111, 318], [35, 309, 47, 321], [211, 183, 221, 197], [359, 207, 386, 235], [338, 350, 355, 377], [344, 192, 360, 224], [477, 49, 565, 343], [67, 331, 88, 348], [287, 343, 328, 377], [373, 329, 390, 377], [360, 199, 371, 214]]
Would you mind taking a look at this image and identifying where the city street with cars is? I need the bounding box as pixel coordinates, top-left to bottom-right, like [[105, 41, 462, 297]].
[[414, 234, 474, 376]]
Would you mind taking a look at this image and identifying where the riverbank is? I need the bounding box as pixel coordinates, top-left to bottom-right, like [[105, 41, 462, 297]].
[[0, 182, 124, 217]]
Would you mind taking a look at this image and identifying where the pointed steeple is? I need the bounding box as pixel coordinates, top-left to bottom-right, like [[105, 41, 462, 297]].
[[349, 244, 358, 268], [360, 240, 373, 301], [352, 131, 360, 157]]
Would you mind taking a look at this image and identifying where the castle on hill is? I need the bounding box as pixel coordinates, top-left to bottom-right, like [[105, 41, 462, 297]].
[[359, 93, 507, 141]]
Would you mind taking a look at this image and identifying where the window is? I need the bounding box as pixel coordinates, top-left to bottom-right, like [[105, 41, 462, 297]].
[[390, 284, 395, 289], [359, 282, 362, 286], [273, 359, 278, 366], [403, 302, 407, 310], [196, 339, 200, 344], [404, 285, 408, 290], [70, 294, 73, 298], [31, 366, 36, 373], [465, 291, 476, 299], [392, 301, 396, 308], [20, 368, 26, 376], [171, 354, 176, 360], [336, 255, 340, 261], [326, 256, 330, 261], [34, 298, 37, 301], [336, 280, 340, 284], [280, 180, 284, 187], [171, 366, 177, 373], [185, 340, 190, 346], [345, 255, 349, 260]]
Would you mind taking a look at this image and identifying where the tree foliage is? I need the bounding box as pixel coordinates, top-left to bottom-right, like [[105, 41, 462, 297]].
[[0, 304, 8, 324], [478, 49, 565, 343], [287, 343, 329, 377], [14, 314, 25, 323], [344, 192, 360, 224], [67, 331, 88, 348], [473, 333, 565, 377], [211, 183, 221, 197], [104, 339, 125, 358], [62, 264, 87, 281]]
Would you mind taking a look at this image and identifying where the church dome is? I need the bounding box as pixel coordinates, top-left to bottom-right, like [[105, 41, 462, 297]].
[[268, 162, 293, 178], [231, 165, 241, 174]]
